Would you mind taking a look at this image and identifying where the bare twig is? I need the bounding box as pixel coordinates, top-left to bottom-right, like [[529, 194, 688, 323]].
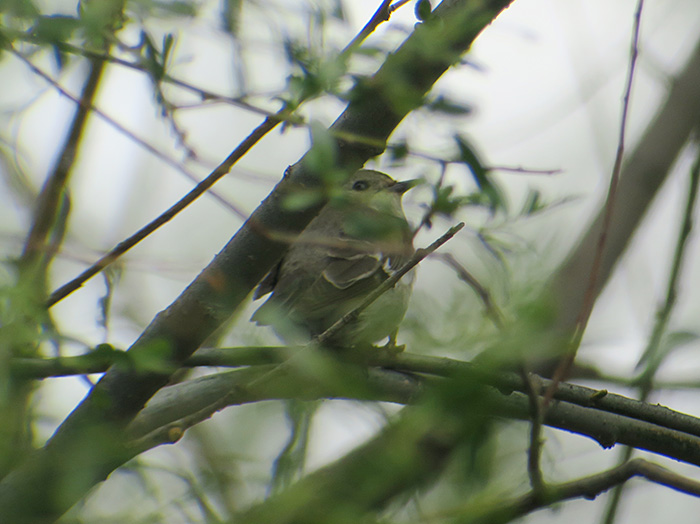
[[405, 148, 561, 176], [20, 38, 281, 119], [436, 252, 504, 327], [635, 140, 700, 377], [520, 370, 545, 493], [488, 165, 562, 176], [342, 0, 392, 56], [602, 135, 700, 524], [44, 0, 405, 308], [389, 0, 412, 13], [19, 57, 104, 271], [546, 0, 645, 402], [10, 48, 248, 221], [46, 115, 280, 306]]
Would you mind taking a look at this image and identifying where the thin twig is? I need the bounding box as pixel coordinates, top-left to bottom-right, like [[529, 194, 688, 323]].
[[405, 149, 561, 176], [635, 141, 700, 378], [487, 165, 562, 176], [315, 222, 465, 346], [602, 134, 700, 524], [389, 0, 412, 13], [342, 0, 392, 56], [44, 0, 403, 308], [436, 252, 504, 328], [10, 48, 248, 220], [21, 38, 281, 119], [239, 223, 465, 397], [46, 115, 281, 306], [20, 57, 105, 270], [520, 369, 545, 493], [546, 0, 644, 403]]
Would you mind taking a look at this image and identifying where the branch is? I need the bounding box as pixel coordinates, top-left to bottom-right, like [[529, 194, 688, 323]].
[[546, 0, 644, 393], [128, 367, 700, 524], [13, 347, 700, 448]]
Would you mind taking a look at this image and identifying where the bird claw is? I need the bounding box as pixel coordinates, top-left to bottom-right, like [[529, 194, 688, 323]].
[[380, 330, 405, 354]]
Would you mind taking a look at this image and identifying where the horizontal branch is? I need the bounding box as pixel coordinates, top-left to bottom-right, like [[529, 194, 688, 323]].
[[120, 350, 700, 469], [15, 346, 700, 445], [128, 364, 700, 524]]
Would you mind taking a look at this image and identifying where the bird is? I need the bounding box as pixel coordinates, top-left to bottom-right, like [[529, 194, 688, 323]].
[[251, 169, 416, 347]]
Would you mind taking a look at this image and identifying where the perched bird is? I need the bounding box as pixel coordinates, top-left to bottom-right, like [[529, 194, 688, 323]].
[[252, 169, 416, 347]]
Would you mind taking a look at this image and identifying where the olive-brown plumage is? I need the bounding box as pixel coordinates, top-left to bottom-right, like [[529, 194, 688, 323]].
[[252, 170, 416, 346]]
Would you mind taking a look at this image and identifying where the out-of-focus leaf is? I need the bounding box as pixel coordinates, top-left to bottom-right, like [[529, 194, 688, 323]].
[[282, 189, 325, 212], [98, 265, 122, 333], [427, 95, 472, 115], [0, 0, 40, 18], [345, 211, 407, 241], [415, 0, 432, 21], [521, 189, 543, 215], [455, 134, 507, 214], [330, 0, 345, 20], [637, 330, 699, 372], [271, 401, 317, 493], [389, 141, 409, 162], [31, 15, 81, 44], [127, 339, 177, 374], [303, 122, 338, 177], [222, 0, 243, 35], [432, 185, 463, 218], [282, 39, 349, 109], [30, 15, 82, 68], [79, 0, 127, 46], [128, 0, 197, 18]]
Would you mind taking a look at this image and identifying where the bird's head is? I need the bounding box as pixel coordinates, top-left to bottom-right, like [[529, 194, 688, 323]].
[[340, 169, 419, 216]]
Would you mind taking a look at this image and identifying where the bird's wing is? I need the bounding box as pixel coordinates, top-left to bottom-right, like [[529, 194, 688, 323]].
[[322, 248, 382, 289]]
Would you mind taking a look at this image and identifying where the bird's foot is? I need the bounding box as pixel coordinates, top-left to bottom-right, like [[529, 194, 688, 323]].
[[380, 331, 405, 355]]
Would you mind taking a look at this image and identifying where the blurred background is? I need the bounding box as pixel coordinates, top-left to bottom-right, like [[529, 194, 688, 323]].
[[3, 0, 700, 522]]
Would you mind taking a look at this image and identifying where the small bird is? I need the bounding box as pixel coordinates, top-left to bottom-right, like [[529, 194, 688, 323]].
[[252, 169, 416, 347]]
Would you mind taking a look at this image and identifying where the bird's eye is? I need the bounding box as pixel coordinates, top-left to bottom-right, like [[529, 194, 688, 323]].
[[352, 180, 369, 191]]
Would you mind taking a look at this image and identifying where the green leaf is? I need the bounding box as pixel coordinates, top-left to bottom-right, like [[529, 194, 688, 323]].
[[222, 0, 243, 35], [415, 0, 432, 21], [521, 189, 543, 215], [128, 339, 176, 374], [427, 95, 472, 115], [432, 185, 462, 217], [31, 15, 81, 44], [0, 0, 40, 18], [344, 211, 408, 241], [455, 134, 507, 214], [389, 141, 409, 161], [303, 121, 338, 177], [128, 0, 197, 18], [282, 188, 325, 212]]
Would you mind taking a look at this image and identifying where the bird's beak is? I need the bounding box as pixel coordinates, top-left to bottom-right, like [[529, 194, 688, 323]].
[[391, 178, 421, 194]]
